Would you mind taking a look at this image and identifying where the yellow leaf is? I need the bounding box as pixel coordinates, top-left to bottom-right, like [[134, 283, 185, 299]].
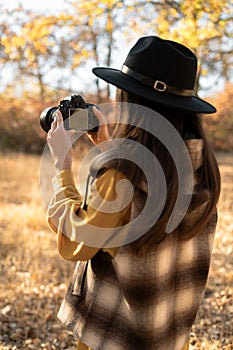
[[12, 35, 25, 48], [81, 49, 89, 58]]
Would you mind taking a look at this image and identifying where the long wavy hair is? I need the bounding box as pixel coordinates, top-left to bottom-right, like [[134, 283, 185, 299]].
[[110, 88, 221, 247]]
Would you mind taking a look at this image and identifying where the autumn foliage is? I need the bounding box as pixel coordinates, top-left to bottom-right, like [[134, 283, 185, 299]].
[[203, 84, 233, 151], [0, 0, 232, 153], [0, 83, 232, 153]]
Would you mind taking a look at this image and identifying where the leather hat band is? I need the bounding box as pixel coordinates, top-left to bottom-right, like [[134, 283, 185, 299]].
[[121, 65, 194, 97]]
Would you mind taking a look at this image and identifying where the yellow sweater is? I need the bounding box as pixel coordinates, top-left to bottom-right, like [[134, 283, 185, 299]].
[[48, 168, 131, 261]]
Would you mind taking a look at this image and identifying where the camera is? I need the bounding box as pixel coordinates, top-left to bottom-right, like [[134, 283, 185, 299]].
[[40, 94, 99, 133]]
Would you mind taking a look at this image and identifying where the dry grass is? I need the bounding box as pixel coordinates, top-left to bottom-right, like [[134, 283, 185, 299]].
[[0, 153, 76, 350], [0, 152, 232, 350]]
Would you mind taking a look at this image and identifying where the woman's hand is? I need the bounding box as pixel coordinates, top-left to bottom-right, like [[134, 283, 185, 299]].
[[47, 110, 73, 172], [86, 106, 111, 151]]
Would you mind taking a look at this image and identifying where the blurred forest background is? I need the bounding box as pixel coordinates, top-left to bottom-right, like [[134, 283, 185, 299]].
[[0, 0, 232, 153], [0, 1, 232, 350]]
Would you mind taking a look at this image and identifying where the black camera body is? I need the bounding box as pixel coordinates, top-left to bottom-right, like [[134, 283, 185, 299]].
[[40, 94, 99, 133]]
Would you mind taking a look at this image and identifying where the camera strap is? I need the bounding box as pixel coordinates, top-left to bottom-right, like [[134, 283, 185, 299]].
[[82, 173, 93, 211]]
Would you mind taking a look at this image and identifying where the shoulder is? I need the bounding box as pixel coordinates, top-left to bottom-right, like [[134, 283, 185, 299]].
[[94, 167, 132, 201]]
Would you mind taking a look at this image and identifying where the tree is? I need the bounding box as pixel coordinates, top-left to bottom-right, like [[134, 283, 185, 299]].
[[0, 0, 232, 100], [64, 0, 233, 97], [120, 0, 233, 94], [203, 83, 233, 151], [0, 6, 75, 100], [65, 0, 126, 100], [0, 1, 232, 153]]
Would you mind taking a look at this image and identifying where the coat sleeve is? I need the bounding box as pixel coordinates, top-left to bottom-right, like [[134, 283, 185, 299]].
[[47, 168, 132, 261]]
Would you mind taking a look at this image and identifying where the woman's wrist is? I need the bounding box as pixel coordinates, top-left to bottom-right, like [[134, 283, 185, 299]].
[[54, 156, 72, 172]]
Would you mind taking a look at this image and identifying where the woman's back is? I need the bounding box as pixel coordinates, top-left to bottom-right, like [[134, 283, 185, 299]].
[[57, 139, 218, 350]]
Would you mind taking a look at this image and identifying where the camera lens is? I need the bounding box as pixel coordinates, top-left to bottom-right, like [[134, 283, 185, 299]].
[[40, 107, 58, 133]]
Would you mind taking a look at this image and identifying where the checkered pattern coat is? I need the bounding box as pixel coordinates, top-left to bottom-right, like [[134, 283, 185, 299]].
[[56, 140, 218, 350]]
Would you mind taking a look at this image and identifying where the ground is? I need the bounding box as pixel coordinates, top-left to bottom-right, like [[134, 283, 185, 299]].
[[0, 152, 232, 350]]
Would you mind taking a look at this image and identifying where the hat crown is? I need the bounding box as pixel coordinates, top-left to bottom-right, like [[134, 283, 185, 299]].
[[92, 35, 216, 113], [124, 36, 197, 90]]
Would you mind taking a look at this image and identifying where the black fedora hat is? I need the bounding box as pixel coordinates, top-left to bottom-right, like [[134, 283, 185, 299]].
[[92, 36, 216, 114]]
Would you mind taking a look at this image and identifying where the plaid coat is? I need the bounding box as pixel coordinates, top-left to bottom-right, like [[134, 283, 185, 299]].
[[53, 140, 218, 350]]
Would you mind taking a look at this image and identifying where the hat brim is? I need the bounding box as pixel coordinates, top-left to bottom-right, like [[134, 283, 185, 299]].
[[92, 67, 216, 114]]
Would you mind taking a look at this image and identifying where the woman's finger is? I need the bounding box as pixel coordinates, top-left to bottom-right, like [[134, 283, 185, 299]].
[[93, 106, 105, 124], [86, 106, 111, 150], [56, 110, 63, 127], [50, 117, 57, 133], [93, 107, 110, 138]]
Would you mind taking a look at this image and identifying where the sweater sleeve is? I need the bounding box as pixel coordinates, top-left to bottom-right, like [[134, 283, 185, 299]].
[[47, 168, 132, 261]]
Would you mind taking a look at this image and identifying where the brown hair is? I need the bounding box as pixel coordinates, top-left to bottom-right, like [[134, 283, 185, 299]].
[[112, 89, 221, 247]]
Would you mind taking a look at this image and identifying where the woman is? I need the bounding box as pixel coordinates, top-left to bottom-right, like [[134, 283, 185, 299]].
[[47, 36, 221, 350]]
